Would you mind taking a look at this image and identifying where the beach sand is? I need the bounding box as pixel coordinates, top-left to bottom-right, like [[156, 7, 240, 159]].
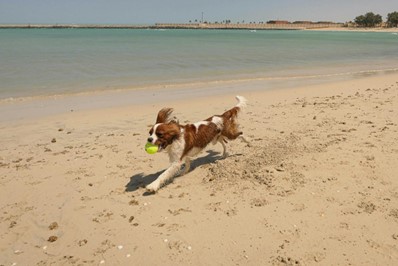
[[1, 72, 398, 265]]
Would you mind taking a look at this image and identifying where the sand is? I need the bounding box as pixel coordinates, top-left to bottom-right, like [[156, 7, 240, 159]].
[[1, 72, 398, 265]]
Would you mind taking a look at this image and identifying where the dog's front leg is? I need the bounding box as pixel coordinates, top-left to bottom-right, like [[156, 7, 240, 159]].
[[182, 157, 191, 175], [146, 161, 182, 192]]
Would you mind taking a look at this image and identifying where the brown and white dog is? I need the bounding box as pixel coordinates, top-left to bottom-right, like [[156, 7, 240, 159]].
[[146, 96, 248, 192]]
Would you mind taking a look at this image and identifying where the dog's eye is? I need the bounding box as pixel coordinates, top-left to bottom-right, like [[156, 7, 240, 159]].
[[157, 133, 163, 138]]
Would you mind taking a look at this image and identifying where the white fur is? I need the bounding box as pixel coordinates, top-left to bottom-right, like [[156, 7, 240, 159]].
[[211, 116, 223, 130], [166, 132, 186, 162], [236, 95, 247, 109], [145, 161, 182, 191], [148, 123, 161, 144]]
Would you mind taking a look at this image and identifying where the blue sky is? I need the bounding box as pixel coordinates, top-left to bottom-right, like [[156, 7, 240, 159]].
[[0, 0, 397, 24]]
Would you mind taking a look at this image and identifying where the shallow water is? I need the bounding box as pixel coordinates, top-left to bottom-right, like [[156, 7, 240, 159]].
[[1, 28, 397, 99]]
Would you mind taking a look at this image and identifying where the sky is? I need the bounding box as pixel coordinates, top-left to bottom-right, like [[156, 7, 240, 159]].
[[0, 0, 397, 25]]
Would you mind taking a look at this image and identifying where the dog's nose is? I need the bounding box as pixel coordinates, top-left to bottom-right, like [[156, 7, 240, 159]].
[[147, 137, 153, 143]]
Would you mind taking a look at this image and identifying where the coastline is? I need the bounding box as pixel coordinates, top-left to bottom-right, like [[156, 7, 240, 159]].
[[1, 71, 397, 265], [1, 23, 397, 32]]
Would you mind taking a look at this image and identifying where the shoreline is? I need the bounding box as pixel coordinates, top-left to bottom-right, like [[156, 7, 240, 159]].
[[1, 23, 397, 32], [4, 66, 398, 100], [2, 69, 398, 124]]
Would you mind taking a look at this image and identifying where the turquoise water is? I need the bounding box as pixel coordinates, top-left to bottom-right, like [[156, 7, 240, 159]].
[[0, 28, 398, 99]]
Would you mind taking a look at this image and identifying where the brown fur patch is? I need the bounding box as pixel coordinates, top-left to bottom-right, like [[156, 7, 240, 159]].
[[181, 123, 220, 159]]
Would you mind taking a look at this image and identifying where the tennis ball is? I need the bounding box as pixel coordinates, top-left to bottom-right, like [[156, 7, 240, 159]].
[[145, 142, 159, 154]]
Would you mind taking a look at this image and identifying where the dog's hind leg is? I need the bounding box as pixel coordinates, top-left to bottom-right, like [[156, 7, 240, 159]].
[[239, 134, 250, 144], [219, 138, 228, 158]]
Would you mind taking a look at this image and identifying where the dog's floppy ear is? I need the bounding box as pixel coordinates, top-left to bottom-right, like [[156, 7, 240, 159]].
[[156, 108, 178, 124]]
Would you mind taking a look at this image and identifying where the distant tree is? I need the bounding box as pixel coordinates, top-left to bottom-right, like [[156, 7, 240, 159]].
[[387, 11, 398, 27], [355, 15, 365, 26], [355, 12, 382, 27]]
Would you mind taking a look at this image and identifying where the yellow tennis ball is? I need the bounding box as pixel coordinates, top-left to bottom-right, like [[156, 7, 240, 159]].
[[145, 142, 159, 154]]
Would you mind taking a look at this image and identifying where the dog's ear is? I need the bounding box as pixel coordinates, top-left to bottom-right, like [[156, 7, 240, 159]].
[[167, 123, 181, 143], [156, 108, 178, 124]]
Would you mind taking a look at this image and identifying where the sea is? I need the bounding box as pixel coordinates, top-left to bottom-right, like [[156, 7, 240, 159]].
[[1, 28, 398, 99]]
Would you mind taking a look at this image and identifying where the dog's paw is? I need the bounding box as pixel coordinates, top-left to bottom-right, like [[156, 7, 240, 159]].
[[146, 182, 159, 193]]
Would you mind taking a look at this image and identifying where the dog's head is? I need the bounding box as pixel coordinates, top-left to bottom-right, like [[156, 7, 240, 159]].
[[147, 108, 180, 151]]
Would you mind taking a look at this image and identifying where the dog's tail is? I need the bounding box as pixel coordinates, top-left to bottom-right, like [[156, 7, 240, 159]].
[[220, 95, 247, 120], [235, 95, 247, 111]]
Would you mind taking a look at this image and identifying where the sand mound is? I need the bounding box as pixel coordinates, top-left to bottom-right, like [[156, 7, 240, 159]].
[[203, 135, 308, 195]]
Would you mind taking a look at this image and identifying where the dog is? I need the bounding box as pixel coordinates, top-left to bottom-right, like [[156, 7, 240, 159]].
[[146, 96, 248, 192]]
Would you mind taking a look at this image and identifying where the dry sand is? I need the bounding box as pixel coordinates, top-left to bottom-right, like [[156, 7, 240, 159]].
[[1, 73, 398, 265]]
